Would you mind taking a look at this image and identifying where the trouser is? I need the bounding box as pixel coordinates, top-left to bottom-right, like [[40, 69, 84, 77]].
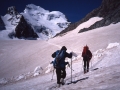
[[83, 59, 90, 72], [56, 68, 66, 84]]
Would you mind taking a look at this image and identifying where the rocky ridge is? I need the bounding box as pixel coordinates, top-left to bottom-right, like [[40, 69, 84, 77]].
[[57, 0, 120, 36]]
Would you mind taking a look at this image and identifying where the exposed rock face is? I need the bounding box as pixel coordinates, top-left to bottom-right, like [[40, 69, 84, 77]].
[[57, 0, 120, 35], [0, 17, 5, 30], [21, 4, 70, 40], [56, 4, 101, 36], [1, 5, 70, 40], [7, 6, 19, 16], [55, 23, 77, 36], [15, 15, 38, 39], [7, 6, 38, 39], [79, 0, 120, 33]]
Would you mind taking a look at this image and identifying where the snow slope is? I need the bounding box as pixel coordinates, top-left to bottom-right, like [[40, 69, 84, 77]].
[[0, 17, 120, 90]]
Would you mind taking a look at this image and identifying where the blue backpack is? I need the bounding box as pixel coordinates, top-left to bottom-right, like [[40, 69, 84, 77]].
[[53, 50, 65, 68]]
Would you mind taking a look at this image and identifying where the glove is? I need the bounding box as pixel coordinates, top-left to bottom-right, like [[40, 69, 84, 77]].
[[70, 52, 72, 58]]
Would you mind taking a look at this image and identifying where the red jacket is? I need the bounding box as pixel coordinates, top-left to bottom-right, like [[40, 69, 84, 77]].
[[82, 46, 92, 60]]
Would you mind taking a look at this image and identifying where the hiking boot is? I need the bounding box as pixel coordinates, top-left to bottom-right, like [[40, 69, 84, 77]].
[[84, 70, 87, 74], [87, 69, 89, 72], [84, 68, 87, 74], [60, 78, 65, 85]]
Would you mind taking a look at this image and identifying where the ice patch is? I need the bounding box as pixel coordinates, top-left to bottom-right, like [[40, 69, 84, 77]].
[[34, 66, 43, 76], [94, 49, 105, 58], [0, 78, 8, 84], [107, 42, 119, 49], [15, 74, 25, 81], [45, 64, 53, 73]]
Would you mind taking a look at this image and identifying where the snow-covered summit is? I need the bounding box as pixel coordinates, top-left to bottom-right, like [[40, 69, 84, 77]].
[[0, 4, 70, 40], [0, 6, 22, 40], [21, 4, 70, 40], [25, 4, 49, 14], [1, 6, 21, 30]]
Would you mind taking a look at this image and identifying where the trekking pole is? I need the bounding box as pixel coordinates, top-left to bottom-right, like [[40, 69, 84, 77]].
[[68, 63, 74, 71], [71, 58, 72, 83], [69, 66, 74, 71], [51, 69, 55, 81], [81, 59, 84, 73], [90, 60, 92, 69]]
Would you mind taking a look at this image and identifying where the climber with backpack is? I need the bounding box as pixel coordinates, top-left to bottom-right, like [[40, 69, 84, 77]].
[[51, 46, 72, 87], [82, 45, 92, 74]]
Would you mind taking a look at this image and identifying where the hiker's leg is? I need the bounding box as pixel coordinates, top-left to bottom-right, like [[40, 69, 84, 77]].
[[56, 68, 61, 84], [87, 60, 89, 72], [61, 68, 66, 79], [83, 59, 86, 68], [83, 59, 86, 73], [60, 68, 66, 85]]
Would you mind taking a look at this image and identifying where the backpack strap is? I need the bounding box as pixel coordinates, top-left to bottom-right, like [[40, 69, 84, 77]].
[[56, 50, 62, 63]]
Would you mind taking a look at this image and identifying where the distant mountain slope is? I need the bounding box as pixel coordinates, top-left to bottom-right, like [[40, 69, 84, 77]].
[[21, 4, 70, 40], [79, 0, 120, 33], [57, 0, 120, 36], [0, 4, 70, 40]]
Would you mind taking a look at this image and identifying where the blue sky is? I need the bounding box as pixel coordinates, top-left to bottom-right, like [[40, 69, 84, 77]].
[[0, 0, 102, 23]]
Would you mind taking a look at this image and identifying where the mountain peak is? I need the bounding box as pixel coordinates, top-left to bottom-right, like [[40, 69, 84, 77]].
[[0, 4, 69, 40], [7, 6, 19, 16], [21, 4, 70, 40], [24, 4, 49, 14]]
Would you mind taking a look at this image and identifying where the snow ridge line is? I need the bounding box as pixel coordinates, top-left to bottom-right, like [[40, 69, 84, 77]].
[[47, 42, 81, 54]]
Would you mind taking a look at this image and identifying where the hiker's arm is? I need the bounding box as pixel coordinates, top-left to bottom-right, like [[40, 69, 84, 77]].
[[66, 52, 72, 58], [89, 50, 92, 59], [51, 50, 59, 58], [52, 50, 58, 58], [52, 52, 56, 58]]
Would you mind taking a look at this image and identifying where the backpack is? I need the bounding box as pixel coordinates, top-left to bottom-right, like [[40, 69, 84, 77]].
[[53, 50, 65, 69]]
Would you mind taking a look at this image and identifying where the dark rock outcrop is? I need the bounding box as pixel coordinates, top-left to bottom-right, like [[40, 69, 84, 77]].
[[55, 23, 77, 36], [7, 6, 38, 39], [79, 0, 120, 33], [55, 3, 101, 36], [15, 15, 38, 39], [57, 0, 120, 36], [0, 17, 6, 30], [7, 6, 19, 16]]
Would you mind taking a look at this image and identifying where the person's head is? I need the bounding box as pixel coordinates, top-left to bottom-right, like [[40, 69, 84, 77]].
[[85, 45, 89, 50], [61, 46, 67, 51], [83, 45, 89, 51]]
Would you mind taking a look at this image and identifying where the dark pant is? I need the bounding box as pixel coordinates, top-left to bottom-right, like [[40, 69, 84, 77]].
[[56, 68, 66, 84], [83, 58, 90, 72]]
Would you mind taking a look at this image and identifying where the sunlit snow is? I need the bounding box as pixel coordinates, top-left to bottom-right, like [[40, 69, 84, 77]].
[[0, 17, 120, 90]]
